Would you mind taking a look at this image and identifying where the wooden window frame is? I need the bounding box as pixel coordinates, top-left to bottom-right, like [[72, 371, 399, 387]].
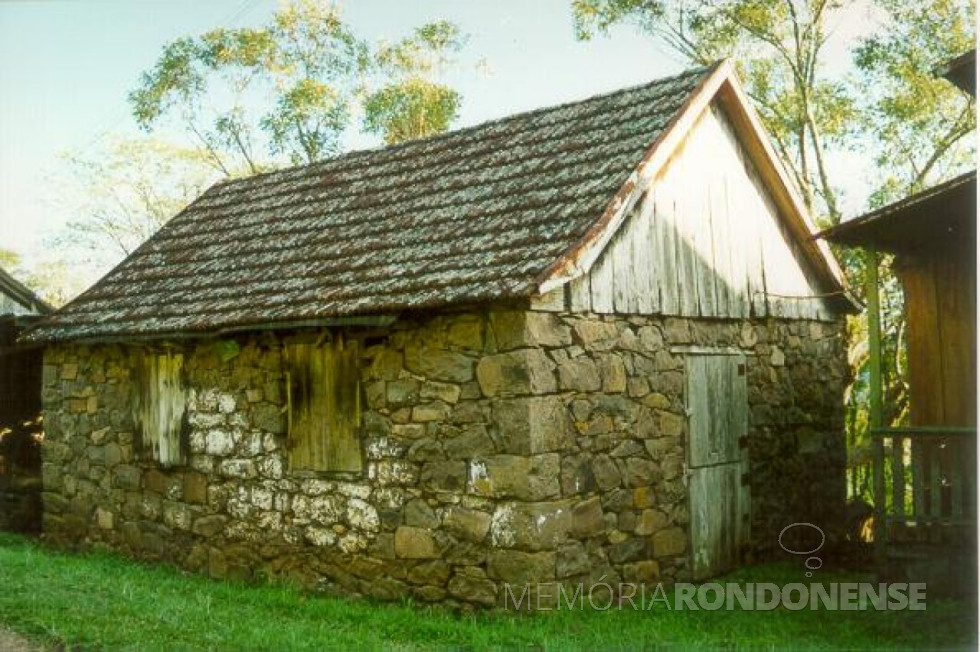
[[283, 332, 363, 474]]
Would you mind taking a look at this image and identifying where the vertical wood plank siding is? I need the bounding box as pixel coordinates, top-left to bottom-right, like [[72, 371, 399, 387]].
[[568, 103, 835, 321], [132, 351, 186, 467], [687, 353, 750, 580], [287, 337, 363, 473]]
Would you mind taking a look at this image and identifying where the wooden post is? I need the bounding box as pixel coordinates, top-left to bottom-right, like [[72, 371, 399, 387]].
[[865, 247, 886, 559]]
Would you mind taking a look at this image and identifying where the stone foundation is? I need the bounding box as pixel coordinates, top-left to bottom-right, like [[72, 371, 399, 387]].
[[40, 307, 846, 607]]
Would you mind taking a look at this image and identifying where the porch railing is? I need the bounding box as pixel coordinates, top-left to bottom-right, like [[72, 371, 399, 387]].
[[870, 427, 976, 547]]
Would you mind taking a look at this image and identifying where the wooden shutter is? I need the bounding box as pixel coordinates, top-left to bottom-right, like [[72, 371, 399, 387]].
[[286, 335, 362, 473], [132, 350, 186, 467]]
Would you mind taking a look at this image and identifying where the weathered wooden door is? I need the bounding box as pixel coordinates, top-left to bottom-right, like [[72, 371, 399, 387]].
[[685, 352, 750, 580]]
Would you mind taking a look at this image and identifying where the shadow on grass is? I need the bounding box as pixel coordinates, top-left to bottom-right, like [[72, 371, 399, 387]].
[[0, 532, 975, 650]]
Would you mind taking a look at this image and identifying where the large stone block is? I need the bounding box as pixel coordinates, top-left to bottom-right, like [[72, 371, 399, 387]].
[[442, 505, 491, 542], [112, 465, 141, 491], [490, 311, 572, 350], [407, 559, 451, 586], [569, 497, 604, 539], [571, 320, 619, 349], [443, 425, 495, 460], [490, 396, 572, 455], [386, 379, 420, 407], [598, 354, 627, 393], [468, 454, 559, 501], [183, 472, 208, 504], [193, 514, 227, 537], [556, 542, 590, 578], [487, 549, 556, 584], [404, 342, 474, 383], [394, 526, 440, 559], [590, 455, 621, 491], [448, 567, 497, 606], [404, 499, 439, 528], [446, 316, 485, 352], [557, 357, 601, 392], [652, 527, 687, 557], [476, 349, 556, 397], [252, 404, 285, 434], [490, 500, 571, 551], [420, 460, 466, 493], [608, 537, 648, 564]]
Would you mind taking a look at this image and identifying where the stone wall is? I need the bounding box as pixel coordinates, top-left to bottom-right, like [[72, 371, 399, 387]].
[[40, 307, 846, 607]]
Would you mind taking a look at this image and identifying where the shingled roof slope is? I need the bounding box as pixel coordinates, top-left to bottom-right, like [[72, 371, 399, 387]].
[[28, 64, 718, 342]]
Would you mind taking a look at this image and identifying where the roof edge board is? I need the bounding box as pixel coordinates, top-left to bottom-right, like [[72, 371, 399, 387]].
[[536, 59, 734, 294], [24, 315, 400, 346], [536, 59, 858, 313], [713, 71, 859, 312]]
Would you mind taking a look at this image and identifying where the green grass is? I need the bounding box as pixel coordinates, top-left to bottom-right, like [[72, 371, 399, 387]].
[[0, 533, 975, 650]]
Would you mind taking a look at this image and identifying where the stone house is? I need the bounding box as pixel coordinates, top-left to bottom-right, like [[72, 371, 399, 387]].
[[26, 61, 853, 607]]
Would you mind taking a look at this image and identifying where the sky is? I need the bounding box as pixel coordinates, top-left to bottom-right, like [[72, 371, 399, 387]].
[[0, 0, 879, 277]]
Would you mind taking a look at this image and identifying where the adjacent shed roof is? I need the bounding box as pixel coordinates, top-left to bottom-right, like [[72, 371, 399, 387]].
[[818, 171, 976, 253], [28, 61, 845, 343], [938, 49, 976, 96], [0, 267, 53, 316]]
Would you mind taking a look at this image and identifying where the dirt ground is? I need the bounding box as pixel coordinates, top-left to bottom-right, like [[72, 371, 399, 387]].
[[0, 626, 36, 651]]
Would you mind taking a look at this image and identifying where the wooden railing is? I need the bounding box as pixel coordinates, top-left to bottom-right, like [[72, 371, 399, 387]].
[[870, 427, 976, 541]]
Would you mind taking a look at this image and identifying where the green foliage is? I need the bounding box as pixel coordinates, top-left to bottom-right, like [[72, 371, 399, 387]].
[[130, 1, 468, 173], [854, 0, 976, 205], [571, 0, 975, 223], [573, 0, 857, 223], [261, 78, 349, 163], [130, 38, 205, 128], [364, 79, 461, 145], [0, 249, 21, 270], [1, 136, 218, 308], [571, 0, 975, 507], [364, 21, 465, 145], [572, 0, 665, 41], [0, 533, 975, 649]]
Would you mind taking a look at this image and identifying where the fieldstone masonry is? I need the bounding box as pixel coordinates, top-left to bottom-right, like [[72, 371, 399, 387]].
[[40, 307, 846, 607]]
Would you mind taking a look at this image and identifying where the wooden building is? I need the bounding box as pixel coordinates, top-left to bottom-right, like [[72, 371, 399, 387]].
[[820, 50, 976, 593], [0, 267, 52, 532], [26, 61, 853, 605]]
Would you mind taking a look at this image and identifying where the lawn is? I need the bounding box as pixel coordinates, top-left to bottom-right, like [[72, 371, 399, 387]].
[[0, 533, 975, 650]]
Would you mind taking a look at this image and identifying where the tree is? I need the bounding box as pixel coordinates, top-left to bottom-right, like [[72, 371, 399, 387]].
[[0, 249, 21, 271], [44, 137, 218, 295], [572, 0, 975, 504], [571, 0, 975, 222], [53, 138, 218, 261], [363, 22, 465, 144], [0, 248, 79, 309], [131, 1, 468, 174], [854, 0, 976, 207], [572, 0, 855, 223]]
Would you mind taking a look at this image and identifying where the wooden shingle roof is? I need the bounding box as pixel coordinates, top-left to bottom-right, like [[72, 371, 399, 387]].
[[28, 64, 720, 342]]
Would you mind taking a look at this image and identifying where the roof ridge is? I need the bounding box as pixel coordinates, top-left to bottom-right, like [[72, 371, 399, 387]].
[[211, 61, 721, 192], [24, 61, 731, 342]]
